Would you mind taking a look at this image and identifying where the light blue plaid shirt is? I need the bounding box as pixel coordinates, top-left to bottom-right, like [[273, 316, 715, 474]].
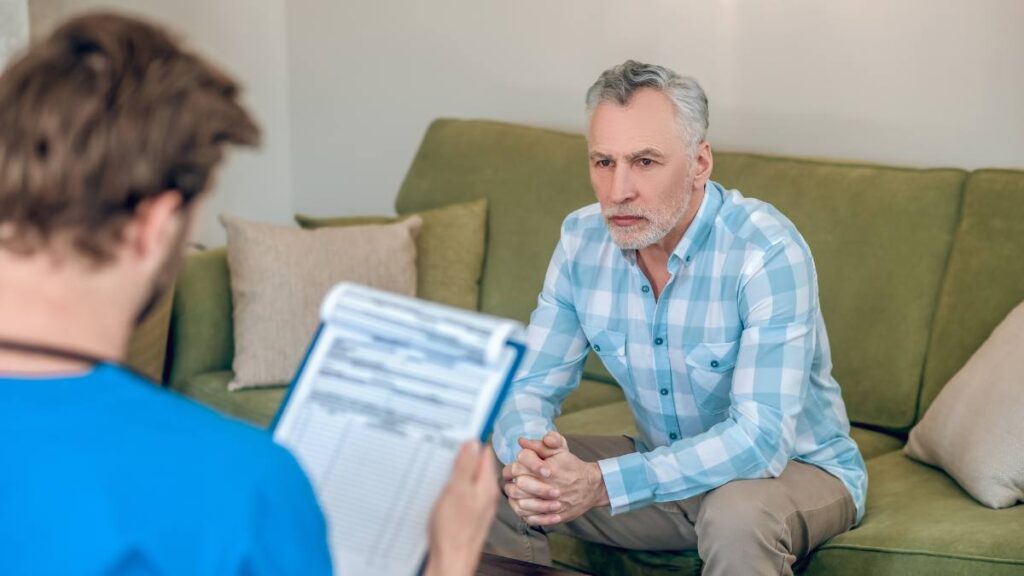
[[493, 181, 867, 522]]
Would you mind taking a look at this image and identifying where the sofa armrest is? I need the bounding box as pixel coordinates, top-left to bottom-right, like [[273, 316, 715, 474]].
[[167, 247, 234, 389], [124, 288, 175, 383]]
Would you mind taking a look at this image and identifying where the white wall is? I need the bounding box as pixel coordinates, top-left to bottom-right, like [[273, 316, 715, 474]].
[[29, 0, 293, 246], [286, 0, 1024, 218], [20, 2, 1024, 228], [0, 0, 30, 70]]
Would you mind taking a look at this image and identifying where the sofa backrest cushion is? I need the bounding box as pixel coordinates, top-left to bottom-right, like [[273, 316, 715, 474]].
[[396, 119, 967, 430], [712, 154, 965, 430], [919, 169, 1024, 419]]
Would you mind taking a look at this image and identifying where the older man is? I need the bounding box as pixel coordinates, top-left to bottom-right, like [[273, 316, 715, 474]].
[[486, 61, 867, 575]]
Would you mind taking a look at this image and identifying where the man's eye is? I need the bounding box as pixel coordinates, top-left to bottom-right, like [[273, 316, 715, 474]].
[[596, 159, 612, 168], [638, 158, 654, 167]]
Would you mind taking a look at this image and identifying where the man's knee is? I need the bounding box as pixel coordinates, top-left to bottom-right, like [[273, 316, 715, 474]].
[[695, 479, 790, 563]]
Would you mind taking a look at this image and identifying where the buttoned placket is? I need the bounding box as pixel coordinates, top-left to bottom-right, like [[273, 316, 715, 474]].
[[634, 253, 686, 444]]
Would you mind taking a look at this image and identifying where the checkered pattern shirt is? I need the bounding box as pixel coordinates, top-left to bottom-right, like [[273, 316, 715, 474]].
[[493, 181, 867, 522]]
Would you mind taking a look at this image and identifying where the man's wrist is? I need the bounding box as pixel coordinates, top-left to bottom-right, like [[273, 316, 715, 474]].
[[588, 461, 610, 507]]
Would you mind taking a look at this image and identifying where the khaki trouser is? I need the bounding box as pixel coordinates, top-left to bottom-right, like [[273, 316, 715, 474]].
[[485, 435, 856, 576]]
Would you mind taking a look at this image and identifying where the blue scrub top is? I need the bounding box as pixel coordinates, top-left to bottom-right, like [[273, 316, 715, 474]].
[[0, 364, 332, 575]]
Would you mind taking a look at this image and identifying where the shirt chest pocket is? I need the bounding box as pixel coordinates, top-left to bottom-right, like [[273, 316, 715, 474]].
[[683, 340, 740, 413], [582, 324, 630, 386]]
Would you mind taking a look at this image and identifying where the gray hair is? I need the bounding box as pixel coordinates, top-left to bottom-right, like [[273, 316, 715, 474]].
[[585, 60, 709, 154]]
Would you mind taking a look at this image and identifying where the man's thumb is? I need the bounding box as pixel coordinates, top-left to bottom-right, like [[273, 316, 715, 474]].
[[544, 431, 566, 450]]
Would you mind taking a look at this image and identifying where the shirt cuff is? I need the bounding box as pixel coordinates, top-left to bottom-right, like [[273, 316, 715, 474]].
[[491, 421, 555, 465], [597, 451, 656, 515]]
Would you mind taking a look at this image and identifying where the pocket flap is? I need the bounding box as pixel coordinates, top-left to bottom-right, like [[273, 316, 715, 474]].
[[583, 325, 627, 357], [684, 340, 740, 372]]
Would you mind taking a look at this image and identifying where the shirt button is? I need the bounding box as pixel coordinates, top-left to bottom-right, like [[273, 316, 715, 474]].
[[654, 337, 664, 345], [660, 388, 669, 396], [710, 360, 719, 368], [669, 433, 679, 440], [685, 255, 692, 263], [593, 344, 601, 352], [641, 285, 650, 293]]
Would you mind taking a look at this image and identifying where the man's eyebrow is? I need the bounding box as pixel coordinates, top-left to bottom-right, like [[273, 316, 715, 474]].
[[625, 148, 665, 161], [588, 148, 665, 161]]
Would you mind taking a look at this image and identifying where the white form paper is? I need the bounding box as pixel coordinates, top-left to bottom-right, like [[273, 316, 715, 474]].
[[273, 283, 523, 576]]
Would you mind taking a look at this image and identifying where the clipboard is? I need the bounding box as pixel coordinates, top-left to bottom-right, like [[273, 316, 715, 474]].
[[268, 283, 525, 576]]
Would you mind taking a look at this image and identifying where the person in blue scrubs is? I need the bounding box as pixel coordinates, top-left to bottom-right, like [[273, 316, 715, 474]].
[[0, 12, 496, 576]]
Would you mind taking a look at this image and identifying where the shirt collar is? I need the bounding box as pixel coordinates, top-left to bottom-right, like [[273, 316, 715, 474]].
[[671, 180, 722, 271]]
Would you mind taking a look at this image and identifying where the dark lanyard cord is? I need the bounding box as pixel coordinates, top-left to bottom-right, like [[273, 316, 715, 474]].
[[0, 338, 154, 383], [0, 338, 109, 365]]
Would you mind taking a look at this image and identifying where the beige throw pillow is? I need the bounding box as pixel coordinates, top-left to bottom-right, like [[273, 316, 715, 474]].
[[221, 214, 421, 390], [904, 300, 1024, 509]]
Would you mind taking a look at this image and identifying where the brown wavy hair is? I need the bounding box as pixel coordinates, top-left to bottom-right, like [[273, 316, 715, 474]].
[[0, 12, 259, 263]]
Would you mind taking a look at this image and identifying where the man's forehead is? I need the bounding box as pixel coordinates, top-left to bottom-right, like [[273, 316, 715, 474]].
[[587, 90, 682, 156], [587, 132, 674, 158]]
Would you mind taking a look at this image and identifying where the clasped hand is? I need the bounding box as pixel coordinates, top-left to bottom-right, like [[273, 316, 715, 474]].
[[502, 431, 609, 526]]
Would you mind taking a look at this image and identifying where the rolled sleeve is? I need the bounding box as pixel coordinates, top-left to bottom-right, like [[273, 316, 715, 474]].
[[492, 221, 590, 464]]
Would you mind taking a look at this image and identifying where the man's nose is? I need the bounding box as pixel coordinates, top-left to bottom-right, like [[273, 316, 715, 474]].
[[609, 165, 637, 204]]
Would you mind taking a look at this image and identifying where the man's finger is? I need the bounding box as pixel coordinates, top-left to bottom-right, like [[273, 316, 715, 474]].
[[516, 497, 563, 514], [526, 513, 563, 527], [505, 483, 550, 500], [543, 431, 567, 451], [508, 461, 539, 480], [504, 483, 526, 499], [509, 498, 529, 520], [516, 448, 551, 478], [510, 473, 560, 499], [518, 436, 561, 459]]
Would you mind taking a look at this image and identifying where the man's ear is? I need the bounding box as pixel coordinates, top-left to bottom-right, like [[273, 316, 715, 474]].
[[123, 190, 184, 272], [693, 141, 714, 192]]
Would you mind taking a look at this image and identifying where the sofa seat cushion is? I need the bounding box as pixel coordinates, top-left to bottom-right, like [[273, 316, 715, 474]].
[[849, 427, 904, 461], [805, 451, 1024, 575], [174, 371, 285, 428], [550, 535, 701, 576]]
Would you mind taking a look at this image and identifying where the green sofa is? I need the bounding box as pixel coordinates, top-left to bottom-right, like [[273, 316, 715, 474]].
[[166, 119, 1024, 575]]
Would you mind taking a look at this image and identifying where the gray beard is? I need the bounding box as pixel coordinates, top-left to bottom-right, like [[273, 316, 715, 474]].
[[606, 175, 696, 250]]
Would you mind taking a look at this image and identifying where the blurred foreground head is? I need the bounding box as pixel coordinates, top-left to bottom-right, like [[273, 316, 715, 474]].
[[0, 12, 259, 322]]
